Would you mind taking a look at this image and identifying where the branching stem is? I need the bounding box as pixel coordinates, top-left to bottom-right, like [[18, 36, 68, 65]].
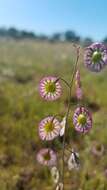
[[62, 46, 80, 190], [55, 77, 70, 89]]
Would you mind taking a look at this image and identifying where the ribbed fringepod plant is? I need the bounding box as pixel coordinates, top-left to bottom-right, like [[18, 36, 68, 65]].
[[37, 43, 107, 190]]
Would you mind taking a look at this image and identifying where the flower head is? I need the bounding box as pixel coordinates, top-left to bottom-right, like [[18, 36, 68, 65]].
[[75, 70, 81, 87], [60, 117, 66, 136], [104, 168, 107, 178], [36, 148, 57, 166], [73, 107, 92, 133], [39, 76, 62, 101], [51, 166, 59, 184], [91, 142, 104, 157], [39, 116, 61, 141], [75, 70, 83, 100], [84, 43, 107, 72], [68, 150, 80, 170], [76, 87, 83, 100]]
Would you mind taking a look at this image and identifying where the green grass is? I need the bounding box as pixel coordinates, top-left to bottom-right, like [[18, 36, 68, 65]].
[[0, 38, 107, 190]]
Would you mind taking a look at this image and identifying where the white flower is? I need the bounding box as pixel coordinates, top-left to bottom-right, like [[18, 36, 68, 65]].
[[68, 150, 80, 170], [36, 148, 57, 166], [60, 117, 66, 136], [39, 116, 61, 141], [51, 167, 59, 184]]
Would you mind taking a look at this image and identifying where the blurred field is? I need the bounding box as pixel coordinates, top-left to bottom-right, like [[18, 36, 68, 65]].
[[0, 38, 107, 190]]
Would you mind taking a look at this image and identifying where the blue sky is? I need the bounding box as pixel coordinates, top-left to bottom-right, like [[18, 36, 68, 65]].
[[0, 0, 107, 40]]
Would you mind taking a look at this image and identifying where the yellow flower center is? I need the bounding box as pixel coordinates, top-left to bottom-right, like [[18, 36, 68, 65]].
[[92, 51, 102, 63], [44, 152, 51, 160], [78, 114, 87, 125], [45, 82, 56, 93], [45, 122, 54, 133]]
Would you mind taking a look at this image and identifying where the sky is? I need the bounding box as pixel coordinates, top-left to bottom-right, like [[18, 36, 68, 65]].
[[0, 0, 107, 40]]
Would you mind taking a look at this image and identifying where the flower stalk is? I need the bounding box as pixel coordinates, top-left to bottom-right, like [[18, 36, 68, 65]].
[[62, 46, 80, 190], [37, 42, 107, 189]]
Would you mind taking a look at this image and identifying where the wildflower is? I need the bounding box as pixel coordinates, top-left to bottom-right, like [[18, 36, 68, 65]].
[[36, 148, 57, 166], [39, 76, 62, 101], [104, 168, 107, 178], [91, 142, 104, 157], [56, 182, 63, 190], [76, 87, 83, 100], [75, 70, 83, 100], [84, 42, 107, 72], [73, 107, 92, 133], [51, 166, 59, 184], [60, 117, 66, 136], [68, 150, 80, 170], [75, 70, 81, 88], [39, 116, 61, 141]]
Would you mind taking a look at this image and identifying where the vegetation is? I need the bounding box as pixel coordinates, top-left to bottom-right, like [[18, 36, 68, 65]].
[[0, 39, 107, 189], [0, 27, 91, 45]]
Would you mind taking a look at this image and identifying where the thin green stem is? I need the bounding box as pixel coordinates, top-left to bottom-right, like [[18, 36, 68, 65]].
[[51, 114, 62, 123], [62, 47, 80, 190], [55, 77, 70, 89]]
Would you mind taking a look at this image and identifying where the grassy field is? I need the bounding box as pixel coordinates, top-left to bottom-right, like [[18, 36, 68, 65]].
[[0, 39, 107, 190]]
